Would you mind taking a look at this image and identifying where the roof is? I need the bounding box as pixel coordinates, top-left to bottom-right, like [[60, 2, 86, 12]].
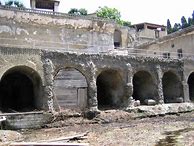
[[131, 22, 166, 29], [137, 25, 194, 48]]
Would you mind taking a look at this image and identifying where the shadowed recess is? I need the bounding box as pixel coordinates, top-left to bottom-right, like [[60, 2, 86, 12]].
[[162, 71, 183, 103], [188, 72, 194, 101], [132, 71, 156, 104], [97, 69, 125, 109], [0, 66, 42, 112]]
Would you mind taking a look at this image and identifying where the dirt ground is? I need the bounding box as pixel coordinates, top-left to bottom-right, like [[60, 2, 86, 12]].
[[2, 110, 194, 146]]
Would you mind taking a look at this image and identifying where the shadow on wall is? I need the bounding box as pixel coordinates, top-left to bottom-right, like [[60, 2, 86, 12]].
[[0, 66, 42, 113], [96, 69, 126, 109]]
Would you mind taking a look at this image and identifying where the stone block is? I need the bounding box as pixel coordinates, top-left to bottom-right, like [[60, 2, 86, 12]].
[[134, 100, 140, 107], [144, 99, 156, 106], [176, 97, 184, 103]]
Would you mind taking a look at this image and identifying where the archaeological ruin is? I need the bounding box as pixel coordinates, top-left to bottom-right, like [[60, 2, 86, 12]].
[[0, 4, 194, 129]]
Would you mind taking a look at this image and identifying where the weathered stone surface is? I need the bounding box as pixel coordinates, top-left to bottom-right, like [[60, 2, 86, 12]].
[[144, 99, 157, 105], [3, 112, 52, 130], [176, 97, 184, 103], [126, 103, 194, 116], [0, 130, 23, 142]]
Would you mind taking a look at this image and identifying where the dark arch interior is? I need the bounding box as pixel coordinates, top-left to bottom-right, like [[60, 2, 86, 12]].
[[132, 71, 156, 104], [0, 67, 42, 112], [97, 70, 125, 109], [162, 72, 183, 103], [188, 72, 194, 101]]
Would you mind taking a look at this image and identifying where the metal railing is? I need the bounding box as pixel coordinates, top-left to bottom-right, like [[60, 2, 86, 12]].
[[0, 37, 194, 60]]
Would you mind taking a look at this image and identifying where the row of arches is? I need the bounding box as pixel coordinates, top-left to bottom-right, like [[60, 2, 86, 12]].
[[133, 71, 183, 104], [0, 65, 194, 112], [97, 70, 185, 108]]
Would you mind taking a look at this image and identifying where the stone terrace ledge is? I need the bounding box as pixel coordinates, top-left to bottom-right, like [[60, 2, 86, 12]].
[[0, 5, 115, 23]]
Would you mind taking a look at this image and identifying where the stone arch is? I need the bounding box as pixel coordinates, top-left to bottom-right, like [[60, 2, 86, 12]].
[[114, 29, 122, 48], [0, 66, 43, 112], [96, 69, 125, 109], [187, 72, 194, 101], [132, 70, 157, 104], [162, 71, 183, 103], [53, 67, 88, 110]]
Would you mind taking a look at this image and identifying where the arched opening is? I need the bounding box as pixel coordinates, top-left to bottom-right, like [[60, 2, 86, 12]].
[[96, 69, 125, 109], [162, 71, 183, 103], [114, 29, 122, 48], [188, 72, 194, 101], [0, 66, 42, 112], [53, 68, 88, 110], [132, 71, 156, 104]]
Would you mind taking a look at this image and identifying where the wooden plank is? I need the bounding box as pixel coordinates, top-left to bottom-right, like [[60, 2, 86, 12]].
[[0, 111, 43, 116]]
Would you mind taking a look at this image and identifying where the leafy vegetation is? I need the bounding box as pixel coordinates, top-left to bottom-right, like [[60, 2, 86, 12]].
[[96, 6, 131, 26], [5, 0, 24, 8], [68, 8, 87, 15]]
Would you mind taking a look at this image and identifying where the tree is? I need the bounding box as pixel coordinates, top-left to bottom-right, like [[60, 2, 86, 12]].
[[96, 6, 122, 24], [172, 23, 181, 32], [167, 19, 173, 34], [122, 20, 131, 27], [0, 1, 1, 5], [79, 8, 87, 15], [188, 17, 193, 26], [68, 8, 87, 15], [181, 16, 188, 29], [5, 0, 24, 8]]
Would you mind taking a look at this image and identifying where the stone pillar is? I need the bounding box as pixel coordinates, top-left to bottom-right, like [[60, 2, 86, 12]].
[[182, 81, 190, 102], [87, 61, 98, 111], [43, 58, 55, 113], [156, 65, 164, 104], [125, 63, 134, 107]]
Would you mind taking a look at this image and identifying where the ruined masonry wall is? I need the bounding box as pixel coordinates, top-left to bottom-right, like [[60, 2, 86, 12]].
[[0, 8, 115, 52]]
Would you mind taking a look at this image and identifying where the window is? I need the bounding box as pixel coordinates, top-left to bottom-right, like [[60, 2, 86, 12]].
[[177, 49, 183, 59], [155, 30, 159, 38], [163, 53, 170, 59], [114, 29, 122, 48]]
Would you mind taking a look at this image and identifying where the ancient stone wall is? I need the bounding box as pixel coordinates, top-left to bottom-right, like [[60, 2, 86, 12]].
[[42, 50, 184, 111], [0, 7, 115, 52]]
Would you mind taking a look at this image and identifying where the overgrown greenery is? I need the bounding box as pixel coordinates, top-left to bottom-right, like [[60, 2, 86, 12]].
[[167, 10, 194, 34], [68, 8, 87, 15], [68, 6, 131, 27], [5, 0, 24, 8], [96, 6, 131, 26]]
